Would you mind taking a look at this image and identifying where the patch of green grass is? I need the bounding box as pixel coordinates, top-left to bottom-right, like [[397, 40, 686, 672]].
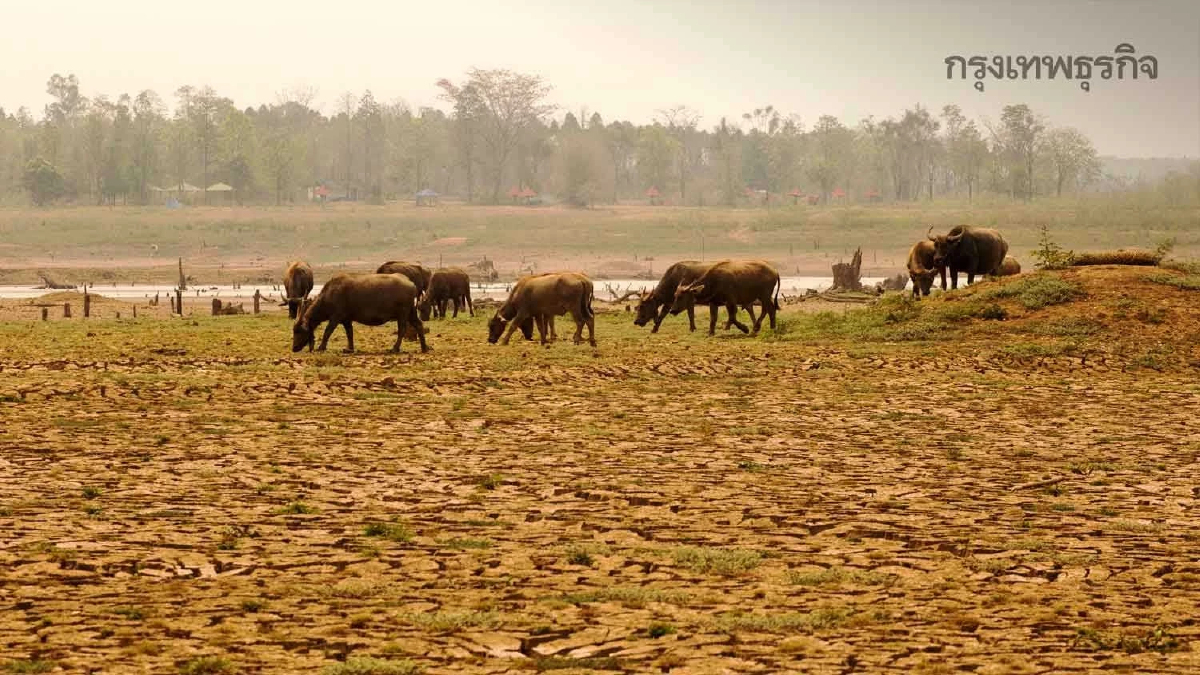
[[329, 579, 382, 599], [1025, 317, 1104, 337], [532, 657, 623, 672], [2, 660, 55, 674], [646, 622, 676, 638], [975, 274, 1083, 309], [475, 474, 504, 490], [240, 598, 267, 613], [671, 546, 762, 577], [714, 607, 856, 634], [565, 547, 594, 567], [1109, 519, 1163, 534], [787, 566, 894, 587], [1146, 273, 1200, 291], [113, 606, 147, 621], [275, 501, 317, 515], [363, 521, 413, 543], [397, 610, 501, 633], [178, 656, 236, 675], [82, 486, 103, 499], [559, 586, 695, 608], [439, 537, 493, 550], [1072, 625, 1183, 654], [322, 658, 421, 675], [737, 460, 768, 473]]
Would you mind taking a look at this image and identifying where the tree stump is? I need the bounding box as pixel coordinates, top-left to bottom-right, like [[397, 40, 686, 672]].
[[83, 292, 91, 318], [831, 247, 864, 292], [64, 303, 72, 318], [176, 289, 183, 315], [212, 297, 222, 316], [253, 290, 261, 314], [41, 308, 48, 321]]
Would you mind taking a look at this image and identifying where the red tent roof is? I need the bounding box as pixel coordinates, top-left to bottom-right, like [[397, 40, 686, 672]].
[[788, 189, 803, 197], [865, 188, 881, 198], [832, 188, 846, 198], [519, 188, 536, 198], [645, 186, 660, 197], [508, 186, 522, 197]]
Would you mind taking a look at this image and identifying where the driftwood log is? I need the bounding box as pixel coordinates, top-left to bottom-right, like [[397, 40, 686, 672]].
[[831, 248, 863, 292]]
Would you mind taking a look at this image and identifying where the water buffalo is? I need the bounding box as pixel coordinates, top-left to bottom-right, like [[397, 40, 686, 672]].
[[669, 260, 781, 335], [419, 267, 473, 320], [292, 273, 429, 354], [997, 257, 1021, 276], [906, 241, 939, 298], [634, 260, 756, 333], [488, 272, 595, 346], [929, 226, 1009, 290], [375, 261, 433, 297], [280, 260, 314, 319]]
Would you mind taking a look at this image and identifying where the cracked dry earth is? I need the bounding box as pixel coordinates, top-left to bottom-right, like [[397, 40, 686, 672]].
[[2, 283, 1199, 673]]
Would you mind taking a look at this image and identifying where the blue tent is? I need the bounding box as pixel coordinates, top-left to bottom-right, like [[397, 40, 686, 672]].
[[415, 189, 439, 206]]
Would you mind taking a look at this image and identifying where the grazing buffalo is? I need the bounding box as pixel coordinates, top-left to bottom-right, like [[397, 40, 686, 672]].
[[375, 261, 433, 297], [929, 226, 1009, 290], [669, 260, 781, 335], [488, 272, 595, 346], [419, 267, 473, 321], [292, 273, 429, 354], [280, 260, 314, 319], [997, 257, 1021, 276], [906, 240, 939, 298], [634, 260, 756, 333]]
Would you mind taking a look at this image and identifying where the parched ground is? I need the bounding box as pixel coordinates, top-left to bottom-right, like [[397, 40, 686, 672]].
[[1, 266, 1199, 674]]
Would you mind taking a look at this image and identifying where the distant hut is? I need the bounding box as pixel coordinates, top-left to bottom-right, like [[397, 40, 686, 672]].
[[646, 186, 661, 206], [519, 187, 537, 205], [831, 187, 847, 204], [806, 194, 819, 205], [416, 188, 439, 206], [508, 186, 522, 204], [788, 189, 803, 205], [865, 188, 882, 203], [206, 182, 235, 205]]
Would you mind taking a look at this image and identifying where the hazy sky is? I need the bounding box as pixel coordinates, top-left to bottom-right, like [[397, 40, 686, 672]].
[[3, 0, 1197, 157]]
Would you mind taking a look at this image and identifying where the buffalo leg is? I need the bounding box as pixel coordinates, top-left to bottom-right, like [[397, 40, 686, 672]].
[[911, 276, 920, 299], [653, 304, 671, 333], [949, 267, 959, 290], [394, 314, 407, 352], [317, 322, 338, 351], [763, 295, 777, 330], [342, 322, 355, 353], [451, 297, 460, 318], [413, 311, 429, 352], [726, 305, 750, 334], [569, 308, 585, 345], [967, 272, 975, 285], [466, 292, 474, 317], [708, 306, 719, 335], [534, 315, 549, 344], [939, 268, 947, 291], [500, 310, 528, 345]]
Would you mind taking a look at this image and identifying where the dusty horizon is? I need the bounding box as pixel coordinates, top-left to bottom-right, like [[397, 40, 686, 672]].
[[2, 0, 1197, 158]]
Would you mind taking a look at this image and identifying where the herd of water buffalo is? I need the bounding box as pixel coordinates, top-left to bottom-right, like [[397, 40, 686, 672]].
[[278, 225, 1012, 353]]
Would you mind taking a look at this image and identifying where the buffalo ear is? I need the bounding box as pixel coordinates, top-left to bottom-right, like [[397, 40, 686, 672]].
[[689, 283, 705, 295]]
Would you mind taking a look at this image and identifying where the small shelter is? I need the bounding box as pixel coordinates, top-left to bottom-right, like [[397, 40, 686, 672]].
[[416, 188, 439, 206], [806, 194, 819, 205], [518, 187, 537, 205], [646, 186, 661, 205], [508, 186, 522, 204], [788, 189, 803, 205], [831, 187, 847, 202], [865, 188, 882, 202], [206, 182, 235, 204]]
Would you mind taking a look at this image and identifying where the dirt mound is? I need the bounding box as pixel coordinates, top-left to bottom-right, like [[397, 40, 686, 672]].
[[31, 291, 120, 304]]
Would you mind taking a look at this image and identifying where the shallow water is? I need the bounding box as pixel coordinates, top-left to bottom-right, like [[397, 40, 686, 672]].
[[0, 276, 895, 301]]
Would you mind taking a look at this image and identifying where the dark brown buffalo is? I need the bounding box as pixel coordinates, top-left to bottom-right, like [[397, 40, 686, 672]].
[[375, 261, 433, 297], [634, 260, 756, 333], [280, 260, 314, 319], [669, 260, 781, 335], [996, 257, 1021, 276], [292, 273, 429, 353], [419, 267, 473, 321], [488, 272, 595, 346], [928, 226, 1009, 290], [906, 241, 938, 298]]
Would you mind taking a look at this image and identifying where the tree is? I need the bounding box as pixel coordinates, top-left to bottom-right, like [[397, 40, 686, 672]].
[[807, 115, 852, 203], [710, 117, 742, 206], [1043, 127, 1100, 197], [605, 121, 636, 203], [189, 86, 229, 202], [437, 69, 555, 202], [436, 79, 482, 202], [357, 91, 385, 203], [130, 90, 164, 203], [990, 104, 1045, 201], [22, 157, 65, 205], [658, 106, 701, 202], [636, 124, 676, 194]]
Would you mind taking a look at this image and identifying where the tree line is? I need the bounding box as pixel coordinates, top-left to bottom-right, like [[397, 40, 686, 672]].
[[0, 69, 1122, 207]]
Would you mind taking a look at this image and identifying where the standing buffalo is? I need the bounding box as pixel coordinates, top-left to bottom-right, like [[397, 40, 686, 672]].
[[929, 226, 1009, 290], [375, 261, 433, 297], [281, 260, 314, 319], [488, 272, 596, 346], [997, 257, 1021, 276], [634, 260, 757, 333], [419, 267, 473, 321], [292, 273, 429, 354], [906, 241, 939, 298], [669, 260, 781, 335]]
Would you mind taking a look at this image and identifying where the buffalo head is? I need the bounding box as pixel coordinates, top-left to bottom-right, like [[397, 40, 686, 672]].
[[292, 321, 315, 352], [417, 293, 433, 322], [669, 283, 702, 316], [929, 226, 966, 268], [632, 291, 658, 327], [488, 312, 535, 343]]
